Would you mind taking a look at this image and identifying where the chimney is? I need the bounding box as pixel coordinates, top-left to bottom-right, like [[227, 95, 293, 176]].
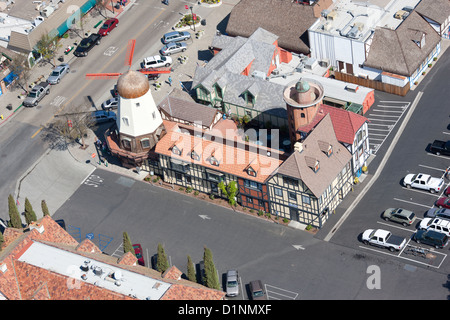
[[294, 142, 303, 153]]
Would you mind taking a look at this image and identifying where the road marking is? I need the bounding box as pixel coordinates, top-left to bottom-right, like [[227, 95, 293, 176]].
[[393, 197, 434, 209], [104, 46, 119, 56], [265, 284, 299, 300], [199, 215, 211, 220], [292, 245, 305, 250], [400, 187, 441, 197], [31, 9, 167, 139], [418, 164, 446, 172], [376, 221, 420, 232]]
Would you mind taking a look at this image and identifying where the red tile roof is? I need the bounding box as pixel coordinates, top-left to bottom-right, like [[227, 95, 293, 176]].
[[0, 216, 225, 300], [298, 104, 368, 145], [155, 121, 283, 183]]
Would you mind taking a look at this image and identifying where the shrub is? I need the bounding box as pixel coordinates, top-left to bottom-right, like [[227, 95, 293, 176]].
[[283, 218, 289, 223]]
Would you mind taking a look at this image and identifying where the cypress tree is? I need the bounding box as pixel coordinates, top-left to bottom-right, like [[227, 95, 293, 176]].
[[0, 231, 3, 251], [187, 255, 196, 282], [24, 198, 37, 225], [156, 243, 169, 273], [203, 246, 220, 290], [7, 194, 22, 229], [41, 200, 50, 216], [123, 232, 134, 255]]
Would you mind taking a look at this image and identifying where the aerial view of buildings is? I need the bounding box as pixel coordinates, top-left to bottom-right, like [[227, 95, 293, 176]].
[[0, 0, 449, 306]]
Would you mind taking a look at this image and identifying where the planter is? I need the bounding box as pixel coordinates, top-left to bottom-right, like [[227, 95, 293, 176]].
[[199, 0, 222, 7]]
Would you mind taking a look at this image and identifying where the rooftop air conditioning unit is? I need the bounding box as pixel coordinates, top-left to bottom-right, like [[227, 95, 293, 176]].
[[271, 69, 279, 76], [40, 6, 54, 17]]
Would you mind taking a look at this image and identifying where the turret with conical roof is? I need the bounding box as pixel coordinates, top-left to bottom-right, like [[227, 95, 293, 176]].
[[283, 78, 324, 147]]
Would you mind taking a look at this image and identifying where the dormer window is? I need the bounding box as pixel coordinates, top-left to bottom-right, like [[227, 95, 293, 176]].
[[172, 145, 182, 156], [326, 145, 333, 157], [318, 140, 332, 157], [213, 83, 223, 99], [247, 167, 256, 177], [210, 156, 219, 166], [314, 160, 320, 172], [191, 151, 200, 161], [246, 92, 255, 108]]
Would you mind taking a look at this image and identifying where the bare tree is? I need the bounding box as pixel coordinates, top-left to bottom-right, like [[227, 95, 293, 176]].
[[35, 34, 62, 67], [95, 0, 108, 17], [40, 104, 94, 150], [8, 53, 30, 93]]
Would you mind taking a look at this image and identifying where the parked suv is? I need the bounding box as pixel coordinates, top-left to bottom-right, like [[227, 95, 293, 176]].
[[413, 229, 449, 249], [162, 31, 191, 43], [419, 217, 450, 236], [382, 208, 416, 226], [142, 55, 172, 68]]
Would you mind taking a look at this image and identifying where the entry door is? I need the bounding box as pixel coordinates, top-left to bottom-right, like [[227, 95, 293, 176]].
[[289, 207, 299, 221]]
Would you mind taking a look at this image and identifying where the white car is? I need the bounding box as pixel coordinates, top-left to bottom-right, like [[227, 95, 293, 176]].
[[101, 98, 118, 111], [403, 173, 444, 193], [419, 217, 450, 236], [142, 55, 172, 68], [361, 229, 407, 252]]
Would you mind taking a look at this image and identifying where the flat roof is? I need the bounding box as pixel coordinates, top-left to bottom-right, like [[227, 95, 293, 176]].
[[310, 0, 422, 42], [18, 241, 172, 300]]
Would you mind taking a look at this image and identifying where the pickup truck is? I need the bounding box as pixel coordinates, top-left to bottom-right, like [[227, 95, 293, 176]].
[[362, 229, 407, 252], [74, 33, 101, 57], [23, 81, 50, 107], [430, 140, 450, 156], [403, 173, 444, 193]]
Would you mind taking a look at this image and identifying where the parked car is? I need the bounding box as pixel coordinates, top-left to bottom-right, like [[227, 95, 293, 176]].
[[444, 185, 450, 196], [403, 173, 444, 193], [98, 18, 118, 36], [47, 63, 70, 84], [162, 31, 191, 43], [90, 110, 116, 124], [429, 140, 450, 156], [248, 280, 266, 300], [101, 97, 118, 111], [137, 68, 162, 80], [160, 42, 187, 55], [413, 229, 449, 249], [382, 208, 416, 226], [74, 33, 101, 57], [23, 82, 50, 107], [419, 217, 450, 236], [132, 243, 145, 266], [225, 270, 239, 297], [426, 207, 450, 219], [361, 229, 407, 252], [435, 197, 450, 209], [142, 55, 172, 68]]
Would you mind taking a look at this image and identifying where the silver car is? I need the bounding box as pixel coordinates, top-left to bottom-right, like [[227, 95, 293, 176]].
[[382, 208, 416, 226], [160, 42, 187, 56], [162, 31, 191, 44], [225, 270, 239, 297], [47, 63, 70, 84], [101, 97, 119, 111]]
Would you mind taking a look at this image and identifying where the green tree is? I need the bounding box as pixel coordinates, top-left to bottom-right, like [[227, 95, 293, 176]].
[[35, 33, 61, 67], [8, 194, 22, 229], [187, 255, 196, 282], [218, 181, 238, 206], [156, 243, 169, 273], [41, 200, 50, 216], [0, 231, 4, 251], [24, 198, 37, 225], [122, 232, 134, 255], [203, 246, 220, 290]]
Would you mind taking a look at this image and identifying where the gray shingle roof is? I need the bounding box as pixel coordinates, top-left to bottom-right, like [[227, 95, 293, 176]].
[[364, 11, 441, 77], [415, 0, 450, 25]]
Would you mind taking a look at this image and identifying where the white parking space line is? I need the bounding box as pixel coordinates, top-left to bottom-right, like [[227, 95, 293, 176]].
[[393, 197, 434, 209], [418, 164, 447, 172], [376, 221, 421, 232], [265, 284, 299, 300], [400, 188, 442, 198]]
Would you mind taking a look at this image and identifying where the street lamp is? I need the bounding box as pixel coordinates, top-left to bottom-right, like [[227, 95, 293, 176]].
[[189, 6, 196, 32]]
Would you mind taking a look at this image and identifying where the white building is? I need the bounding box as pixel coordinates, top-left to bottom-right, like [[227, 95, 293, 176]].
[[308, 0, 429, 86]]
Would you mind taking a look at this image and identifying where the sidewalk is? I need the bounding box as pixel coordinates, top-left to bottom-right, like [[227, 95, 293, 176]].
[[12, 0, 240, 216]]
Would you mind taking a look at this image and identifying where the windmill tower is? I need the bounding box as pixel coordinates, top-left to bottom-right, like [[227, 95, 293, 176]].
[[87, 40, 170, 162]]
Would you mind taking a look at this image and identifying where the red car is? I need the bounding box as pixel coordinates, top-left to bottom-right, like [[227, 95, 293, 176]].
[[98, 18, 118, 36], [435, 197, 450, 209], [444, 185, 450, 196], [132, 243, 145, 266]]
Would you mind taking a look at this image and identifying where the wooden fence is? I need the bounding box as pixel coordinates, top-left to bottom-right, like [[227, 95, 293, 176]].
[[334, 71, 410, 96]]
